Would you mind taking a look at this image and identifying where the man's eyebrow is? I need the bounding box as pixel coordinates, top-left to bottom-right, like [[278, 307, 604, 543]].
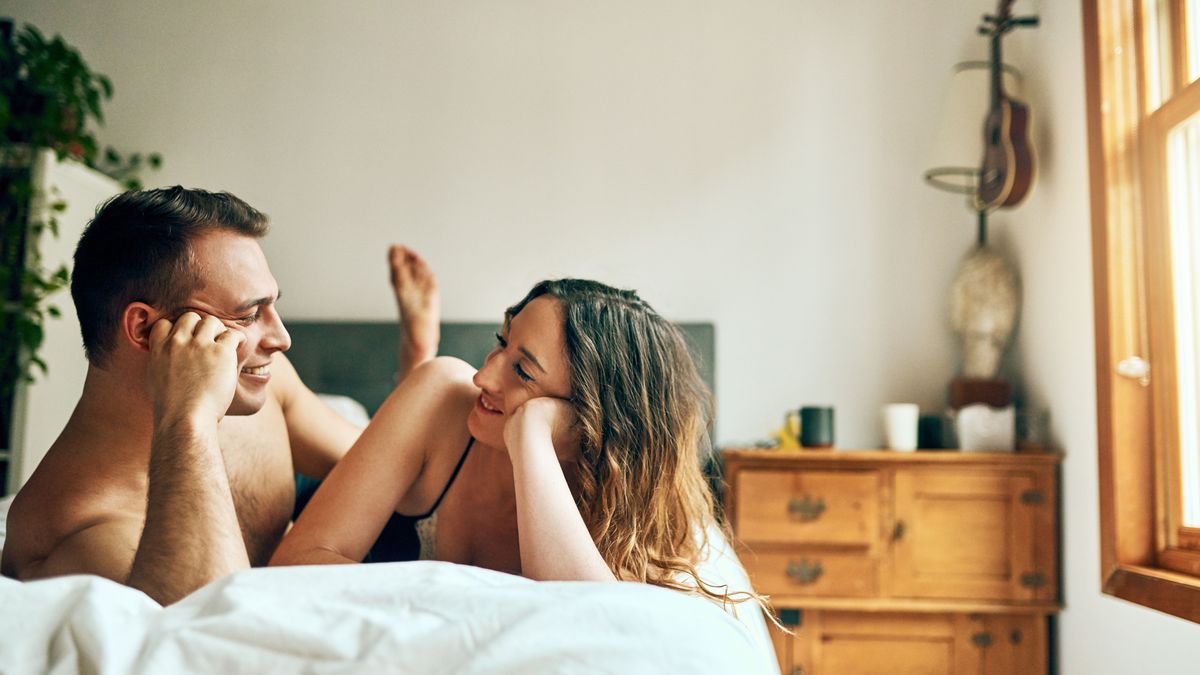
[[518, 347, 546, 374], [233, 290, 281, 314]]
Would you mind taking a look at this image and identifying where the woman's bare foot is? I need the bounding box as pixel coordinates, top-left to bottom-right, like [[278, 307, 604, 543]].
[[389, 245, 440, 381]]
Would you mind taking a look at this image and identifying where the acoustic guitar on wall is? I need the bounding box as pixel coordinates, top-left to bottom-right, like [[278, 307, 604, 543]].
[[977, 0, 1038, 209]]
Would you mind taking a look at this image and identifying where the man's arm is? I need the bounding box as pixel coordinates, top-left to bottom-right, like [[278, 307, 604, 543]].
[[272, 353, 361, 479], [131, 312, 249, 605]]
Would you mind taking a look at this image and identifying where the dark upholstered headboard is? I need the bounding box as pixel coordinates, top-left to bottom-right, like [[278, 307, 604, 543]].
[[285, 321, 716, 416]]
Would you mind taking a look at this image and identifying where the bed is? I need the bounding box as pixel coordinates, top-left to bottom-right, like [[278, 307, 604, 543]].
[[0, 321, 777, 674]]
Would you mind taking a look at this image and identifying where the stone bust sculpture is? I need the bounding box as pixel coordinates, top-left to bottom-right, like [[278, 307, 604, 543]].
[[950, 246, 1020, 380]]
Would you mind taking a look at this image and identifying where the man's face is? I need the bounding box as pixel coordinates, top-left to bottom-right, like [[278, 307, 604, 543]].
[[179, 230, 291, 416]]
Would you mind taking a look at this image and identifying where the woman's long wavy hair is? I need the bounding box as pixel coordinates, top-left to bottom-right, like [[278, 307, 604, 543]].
[[506, 279, 754, 607]]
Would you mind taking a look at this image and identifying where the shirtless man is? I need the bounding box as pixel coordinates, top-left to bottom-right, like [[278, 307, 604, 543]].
[[0, 186, 439, 605]]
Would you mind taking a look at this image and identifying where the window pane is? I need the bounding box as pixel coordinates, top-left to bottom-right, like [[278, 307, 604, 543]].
[[1169, 110, 1200, 528]]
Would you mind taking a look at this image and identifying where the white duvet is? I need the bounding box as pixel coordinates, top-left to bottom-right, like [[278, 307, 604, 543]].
[[0, 497, 777, 674]]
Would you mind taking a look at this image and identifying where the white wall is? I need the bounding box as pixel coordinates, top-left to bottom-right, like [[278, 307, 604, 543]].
[[8, 154, 120, 492], [1003, 1, 1200, 673], [2, 0, 983, 448], [6, 0, 1200, 670]]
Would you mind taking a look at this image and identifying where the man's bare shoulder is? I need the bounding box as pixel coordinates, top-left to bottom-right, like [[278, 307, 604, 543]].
[[3, 507, 142, 583], [2, 434, 146, 581]]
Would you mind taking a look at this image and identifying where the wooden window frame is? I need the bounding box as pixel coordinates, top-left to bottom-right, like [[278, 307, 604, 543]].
[[1086, 0, 1200, 622]]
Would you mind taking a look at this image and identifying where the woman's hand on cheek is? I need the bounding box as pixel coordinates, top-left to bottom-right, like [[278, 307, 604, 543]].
[[504, 397, 580, 464]]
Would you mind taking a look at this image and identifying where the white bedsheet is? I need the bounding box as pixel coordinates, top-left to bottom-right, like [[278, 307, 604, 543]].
[[0, 552, 773, 674]]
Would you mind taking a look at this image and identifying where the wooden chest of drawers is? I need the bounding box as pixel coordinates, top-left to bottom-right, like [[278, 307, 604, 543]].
[[721, 449, 1060, 675]]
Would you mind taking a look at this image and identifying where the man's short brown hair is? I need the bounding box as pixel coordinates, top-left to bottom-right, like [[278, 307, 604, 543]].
[[71, 186, 269, 366]]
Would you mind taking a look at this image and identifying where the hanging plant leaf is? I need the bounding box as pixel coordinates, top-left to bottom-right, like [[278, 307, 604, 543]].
[[0, 18, 163, 394]]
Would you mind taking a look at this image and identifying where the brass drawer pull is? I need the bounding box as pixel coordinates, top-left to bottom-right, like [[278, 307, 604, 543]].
[[788, 495, 826, 521], [785, 559, 824, 584]]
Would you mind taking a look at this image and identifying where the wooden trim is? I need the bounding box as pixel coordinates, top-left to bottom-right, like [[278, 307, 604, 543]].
[[1140, 28, 1200, 567], [1151, 77, 1200, 128], [1179, 526, 1200, 551], [1170, 0, 1189, 93], [1087, 0, 1200, 621], [1103, 564, 1200, 621], [1139, 57, 1182, 553], [1034, 465, 1061, 604], [1160, 547, 1200, 575], [1138, 0, 1153, 113], [1085, 0, 1120, 580], [1085, 0, 1158, 574]]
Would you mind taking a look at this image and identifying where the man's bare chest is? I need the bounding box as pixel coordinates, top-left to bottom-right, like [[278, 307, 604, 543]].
[[217, 401, 295, 565]]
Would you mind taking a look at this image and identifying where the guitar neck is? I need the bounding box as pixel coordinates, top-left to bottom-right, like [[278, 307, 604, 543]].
[[990, 33, 1003, 106], [988, 0, 1015, 106]]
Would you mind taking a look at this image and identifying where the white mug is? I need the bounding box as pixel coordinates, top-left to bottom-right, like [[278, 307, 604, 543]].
[[883, 403, 920, 451]]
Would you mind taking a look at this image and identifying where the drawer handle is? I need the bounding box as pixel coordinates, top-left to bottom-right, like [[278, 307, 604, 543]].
[[787, 496, 826, 521], [971, 631, 994, 648], [785, 559, 824, 584]]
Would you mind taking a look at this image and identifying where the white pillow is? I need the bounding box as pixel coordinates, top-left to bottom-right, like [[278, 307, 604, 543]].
[[316, 393, 371, 427]]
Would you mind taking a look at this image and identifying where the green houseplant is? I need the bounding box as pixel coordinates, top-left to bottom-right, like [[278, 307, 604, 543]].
[[0, 19, 160, 449]]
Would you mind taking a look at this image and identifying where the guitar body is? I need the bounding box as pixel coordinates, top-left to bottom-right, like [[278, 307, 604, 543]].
[[976, 0, 1037, 210], [978, 95, 1033, 208]]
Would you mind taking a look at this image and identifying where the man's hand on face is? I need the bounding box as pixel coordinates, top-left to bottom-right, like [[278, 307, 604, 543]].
[[146, 311, 246, 425]]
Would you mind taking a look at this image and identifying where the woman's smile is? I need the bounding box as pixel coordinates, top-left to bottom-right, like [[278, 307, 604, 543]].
[[476, 393, 502, 415]]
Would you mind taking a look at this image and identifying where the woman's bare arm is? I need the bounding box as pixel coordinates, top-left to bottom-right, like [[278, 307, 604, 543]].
[[270, 357, 476, 566], [506, 398, 616, 582]]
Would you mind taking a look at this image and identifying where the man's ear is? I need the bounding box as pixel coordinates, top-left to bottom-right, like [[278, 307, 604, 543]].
[[121, 302, 160, 353]]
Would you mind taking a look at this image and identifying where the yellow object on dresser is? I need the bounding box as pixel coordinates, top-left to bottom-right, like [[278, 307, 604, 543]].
[[721, 448, 1060, 675]]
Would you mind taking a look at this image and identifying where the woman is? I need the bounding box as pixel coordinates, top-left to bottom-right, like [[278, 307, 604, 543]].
[[271, 279, 754, 606]]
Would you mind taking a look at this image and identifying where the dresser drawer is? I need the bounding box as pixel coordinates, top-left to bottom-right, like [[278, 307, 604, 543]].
[[734, 469, 881, 546], [741, 549, 879, 598]]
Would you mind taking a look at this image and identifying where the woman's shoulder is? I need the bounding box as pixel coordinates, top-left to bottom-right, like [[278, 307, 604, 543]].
[[406, 357, 479, 401], [379, 356, 479, 430]]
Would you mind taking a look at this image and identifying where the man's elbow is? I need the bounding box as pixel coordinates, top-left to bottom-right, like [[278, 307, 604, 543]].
[[2, 552, 43, 582]]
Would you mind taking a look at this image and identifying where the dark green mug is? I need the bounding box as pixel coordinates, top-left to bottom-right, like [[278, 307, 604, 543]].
[[799, 406, 834, 448]]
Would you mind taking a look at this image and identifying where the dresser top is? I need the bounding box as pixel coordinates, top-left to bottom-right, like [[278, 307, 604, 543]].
[[720, 447, 1062, 465]]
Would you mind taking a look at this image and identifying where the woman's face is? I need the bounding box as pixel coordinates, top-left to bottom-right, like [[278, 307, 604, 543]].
[[468, 296, 573, 449]]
